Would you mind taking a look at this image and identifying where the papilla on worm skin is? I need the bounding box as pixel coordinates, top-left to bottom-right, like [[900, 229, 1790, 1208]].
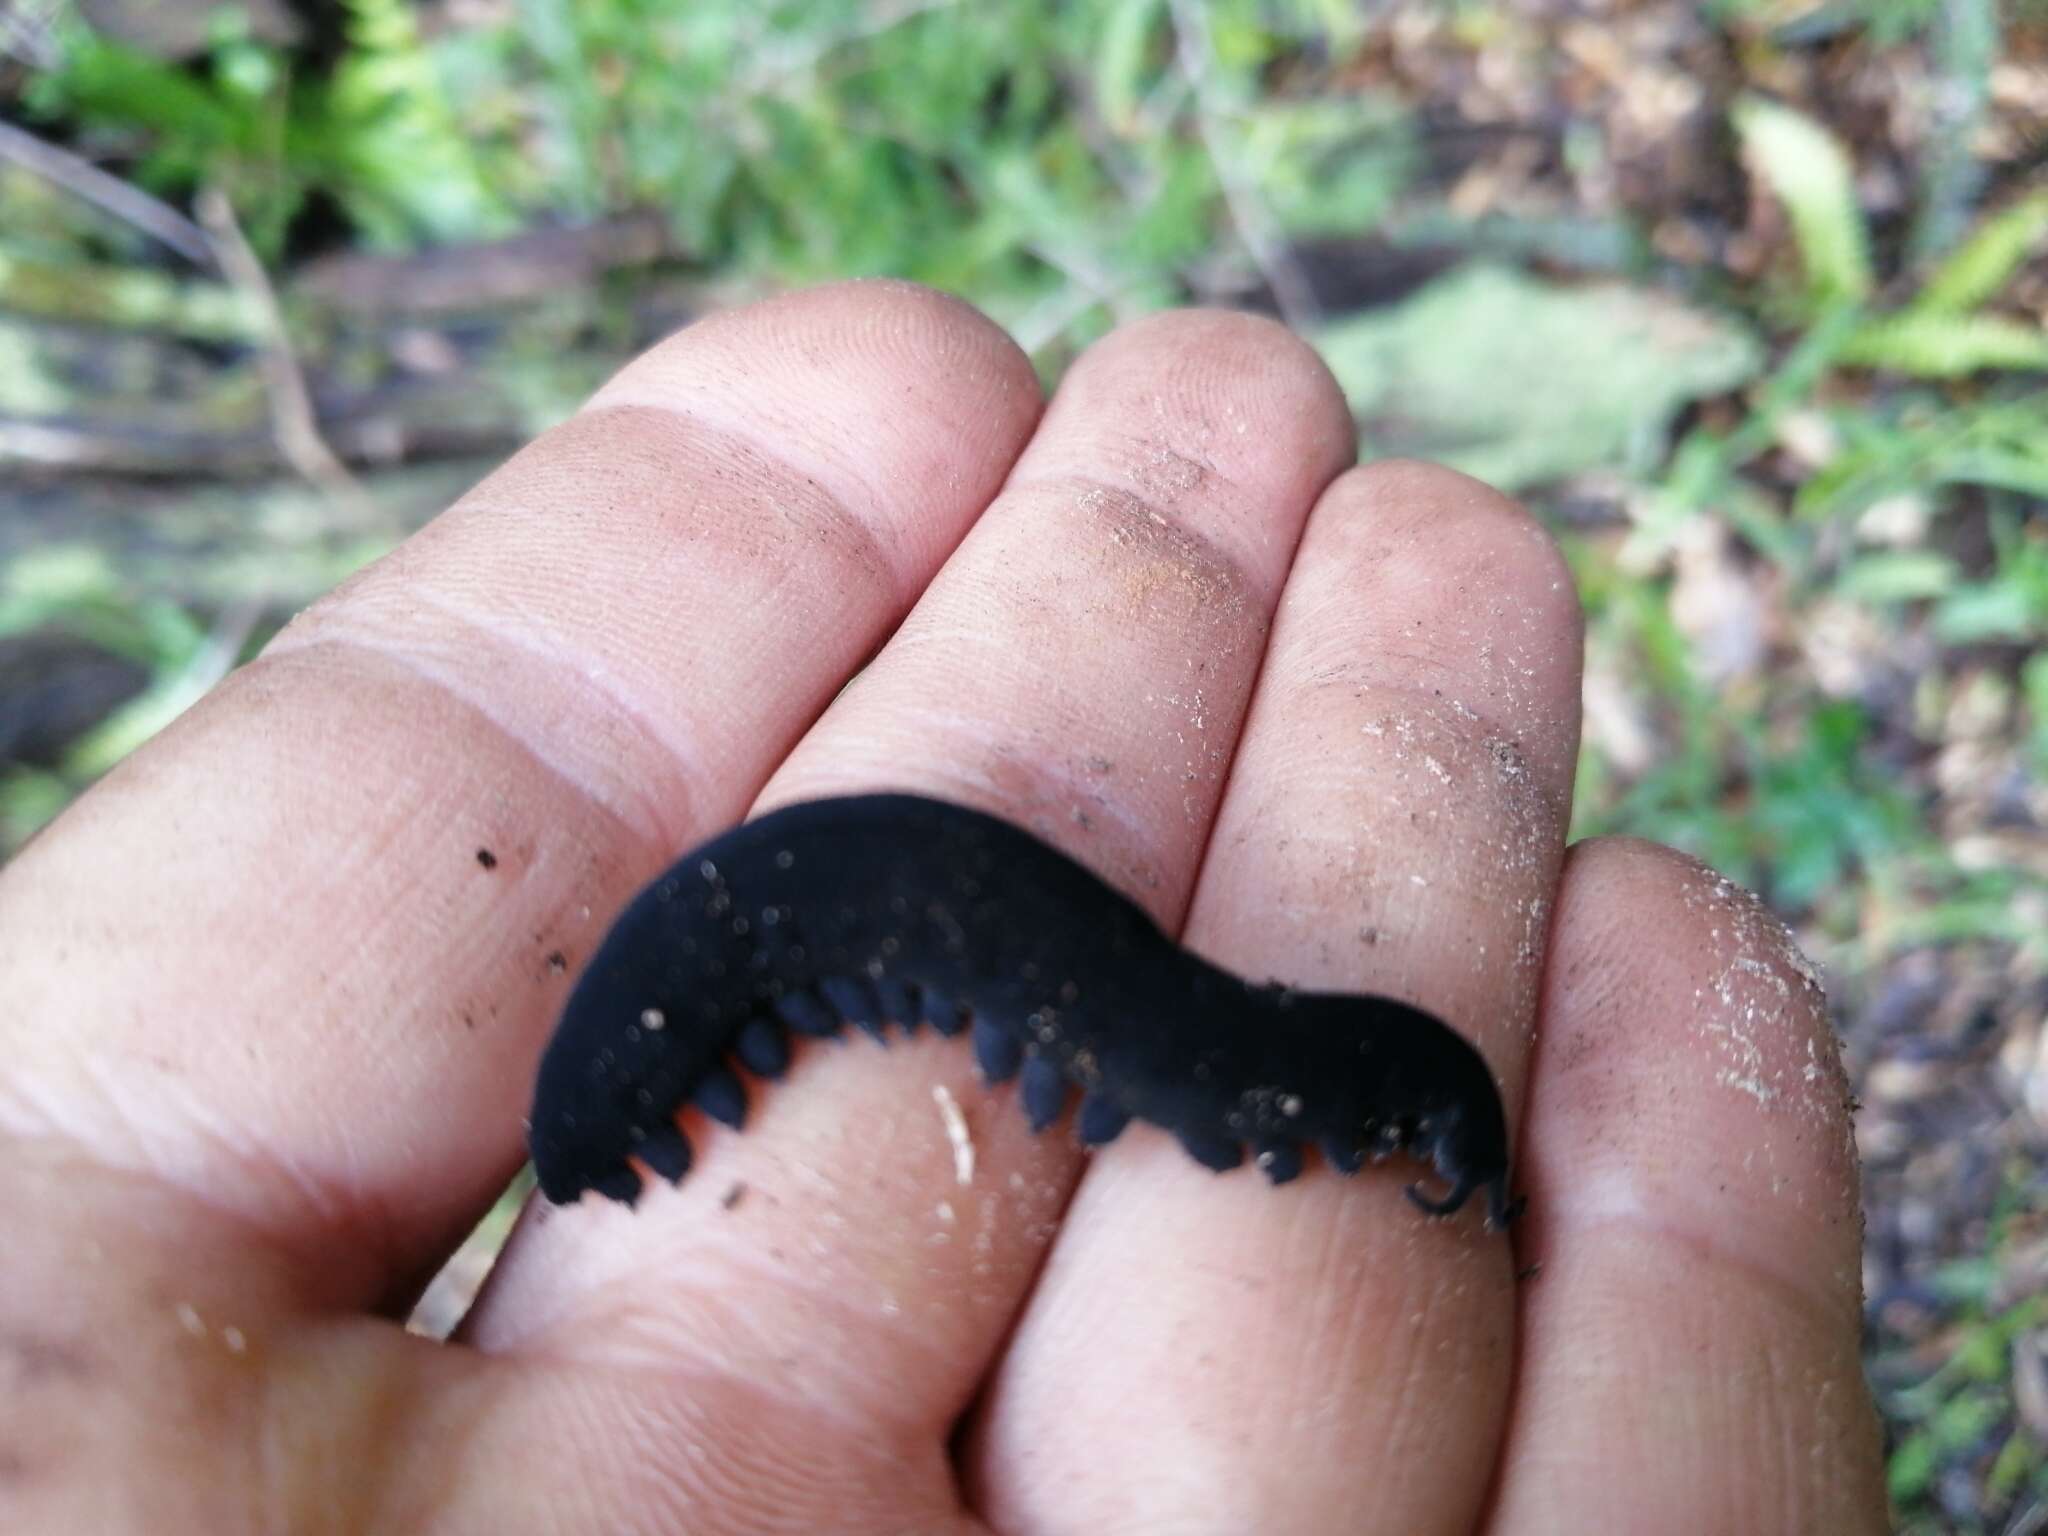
[[528, 793, 1521, 1230]]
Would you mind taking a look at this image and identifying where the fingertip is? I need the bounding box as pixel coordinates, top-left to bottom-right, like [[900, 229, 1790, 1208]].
[[1011, 306, 1358, 559], [1530, 834, 1861, 1300], [588, 279, 1045, 580], [1078, 304, 1353, 428], [1323, 457, 1586, 652], [597, 278, 1039, 410]]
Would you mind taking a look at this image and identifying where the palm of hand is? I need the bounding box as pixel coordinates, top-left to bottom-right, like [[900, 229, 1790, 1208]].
[[0, 284, 1885, 1534]]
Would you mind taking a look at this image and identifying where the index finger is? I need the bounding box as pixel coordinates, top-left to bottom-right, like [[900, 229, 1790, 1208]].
[[0, 282, 1043, 1307]]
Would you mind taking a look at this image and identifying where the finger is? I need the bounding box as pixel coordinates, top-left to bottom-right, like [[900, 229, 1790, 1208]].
[[467, 311, 1357, 1444], [1486, 837, 1888, 1532], [0, 282, 1043, 1306], [970, 462, 1583, 1534]]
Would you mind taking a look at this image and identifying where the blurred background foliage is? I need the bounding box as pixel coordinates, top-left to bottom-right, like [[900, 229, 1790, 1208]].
[[1, 0, 2044, 1527]]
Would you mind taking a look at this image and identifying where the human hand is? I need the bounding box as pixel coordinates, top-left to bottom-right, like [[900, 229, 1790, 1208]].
[[0, 284, 1886, 1533]]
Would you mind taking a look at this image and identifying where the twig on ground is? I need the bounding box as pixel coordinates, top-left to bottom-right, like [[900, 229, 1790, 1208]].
[[0, 116, 218, 268], [195, 185, 369, 514], [0, 1, 61, 69], [738, 0, 959, 97], [1165, 0, 1321, 332], [1009, 279, 1105, 357], [1022, 238, 1145, 329]]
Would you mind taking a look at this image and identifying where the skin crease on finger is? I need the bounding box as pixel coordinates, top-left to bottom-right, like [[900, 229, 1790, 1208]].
[[0, 286, 1889, 1534]]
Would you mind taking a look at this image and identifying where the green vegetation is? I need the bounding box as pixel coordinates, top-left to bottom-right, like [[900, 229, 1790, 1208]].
[[2, 1, 2043, 1527]]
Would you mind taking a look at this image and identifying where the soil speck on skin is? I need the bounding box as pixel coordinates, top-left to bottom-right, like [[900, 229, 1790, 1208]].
[[1679, 866, 1843, 1129], [721, 1182, 746, 1211], [475, 848, 498, 870], [546, 950, 567, 973]]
